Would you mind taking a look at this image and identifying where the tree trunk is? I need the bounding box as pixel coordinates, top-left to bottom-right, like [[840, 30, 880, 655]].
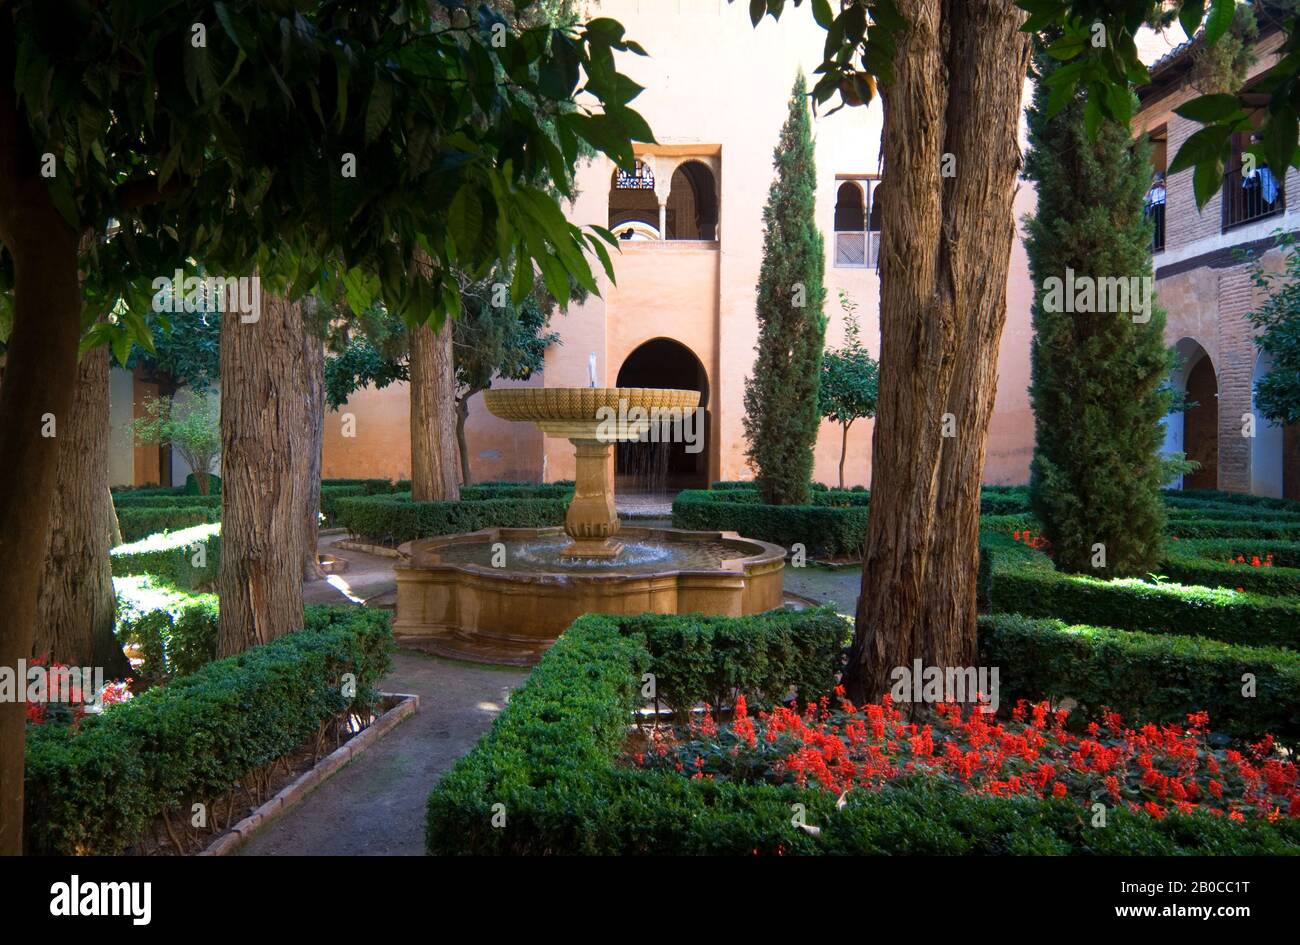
[[409, 319, 460, 501], [0, 27, 84, 853], [301, 300, 326, 582], [842, 0, 1030, 704], [838, 420, 851, 490], [34, 344, 131, 678], [216, 293, 310, 656], [456, 393, 476, 485]]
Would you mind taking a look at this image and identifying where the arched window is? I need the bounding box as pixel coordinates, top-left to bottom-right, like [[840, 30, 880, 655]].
[[608, 160, 660, 239], [666, 161, 718, 240], [834, 181, 866, 267]]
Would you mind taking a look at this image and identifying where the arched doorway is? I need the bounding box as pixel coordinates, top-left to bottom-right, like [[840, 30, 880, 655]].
[[1162, 338, 1219, 490], [834, 181, 866, 266], [608, 160, 660, 239], [1252, 351, 1285, 497], [615, 338, 710, 493]]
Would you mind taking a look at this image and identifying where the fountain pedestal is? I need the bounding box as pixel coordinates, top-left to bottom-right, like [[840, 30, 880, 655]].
[[563, 439, 621, 557]]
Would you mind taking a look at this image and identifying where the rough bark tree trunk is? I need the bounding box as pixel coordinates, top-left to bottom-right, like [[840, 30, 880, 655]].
[[34, 344, 131, 677], [300, 299, 326, 582], [409, 319, 460, 501], [216, 293, 310, 656], [0, 27, 84, 853], [842, 0, 1030, 704], [455, 391, 478, 486]]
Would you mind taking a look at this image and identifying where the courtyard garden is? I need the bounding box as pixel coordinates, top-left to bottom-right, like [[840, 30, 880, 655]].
[[3, 0, 1300, 898]]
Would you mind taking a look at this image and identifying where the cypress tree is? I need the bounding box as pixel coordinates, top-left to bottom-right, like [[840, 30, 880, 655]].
[[1024, 53, 1174, 575], [743, 72, 826, 505]]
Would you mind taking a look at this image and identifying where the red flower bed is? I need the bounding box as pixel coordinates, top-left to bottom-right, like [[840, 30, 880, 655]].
[[23, 654, 131, 728], [631, 691, 1298, 822], [1226, 553, 1275, 568]]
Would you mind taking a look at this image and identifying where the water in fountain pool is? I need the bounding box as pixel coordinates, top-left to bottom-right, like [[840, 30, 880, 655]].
[[432, 534, 741, 574]]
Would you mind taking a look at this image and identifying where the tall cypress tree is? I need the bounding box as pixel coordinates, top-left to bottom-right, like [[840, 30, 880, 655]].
[[1024, 53, 1173, 575], [743, 72, 826, 505]]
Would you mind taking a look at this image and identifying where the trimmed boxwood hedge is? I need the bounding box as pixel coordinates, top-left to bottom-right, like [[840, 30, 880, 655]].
[[24, 606, 393, 855], [980, 534, 1300, 650], [335, 493, 568, 544], [459, 482, 574, 501], [116, 505, 219, 543], [111, 523, 220, 590], [426, 610, 1300, 855], [114, 576, 220, 680], [672, 489, 869, 558], [978, 613, 1300, 747]]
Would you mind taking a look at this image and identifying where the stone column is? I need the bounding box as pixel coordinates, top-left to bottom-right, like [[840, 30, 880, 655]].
[[563, 438, 621, 557]]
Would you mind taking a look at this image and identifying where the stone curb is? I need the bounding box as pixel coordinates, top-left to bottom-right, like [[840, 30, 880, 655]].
[[334, 539, 406, 559], [199, 692, 419, 856]]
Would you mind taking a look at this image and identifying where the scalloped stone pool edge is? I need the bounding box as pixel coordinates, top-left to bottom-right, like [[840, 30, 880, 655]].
[[392, 526, 786, 666]]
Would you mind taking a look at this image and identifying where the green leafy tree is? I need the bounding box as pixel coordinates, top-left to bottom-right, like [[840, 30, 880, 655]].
[[743, 72, 826, 506], [1025, 49, 1173, 575], [819, 291, 878, 489], [128, 392, 222, 496], [1245, 230, 1300, 425], [0, 0, 651, 853]]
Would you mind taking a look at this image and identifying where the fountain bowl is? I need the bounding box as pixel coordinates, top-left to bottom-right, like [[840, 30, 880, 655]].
[[392, 526, 785, 665]]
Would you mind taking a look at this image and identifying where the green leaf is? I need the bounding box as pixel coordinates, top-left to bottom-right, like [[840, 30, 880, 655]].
[[811, 0, 833, 28], [1175, 93, 1243, 124], [749, 0, 767, 27], [1168, 123, 1233, 174], [365, 75, 393, 145], [1192, 155, 1224, 209], [1204, 0, 1234, 45], [448, 184, 485, 260], [1179, 0, 1206, 41]]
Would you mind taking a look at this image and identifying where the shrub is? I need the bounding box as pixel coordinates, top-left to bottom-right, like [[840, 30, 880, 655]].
[[981, 536, 1300, 650], [459, 482, 574, 501], [115, 505, 218, 543], [25, 606, 393, 855], [335, 493, 567, 544], [114, 577, 220, 680], [625, 607, 848, 715], [113, 494, 222, 510], [672, 489, 868, 558], [978, 613, 1300, 747], [1159, 547, 1300, 596], [111, 523, 220, 590], [426, 611, 1300, 855]]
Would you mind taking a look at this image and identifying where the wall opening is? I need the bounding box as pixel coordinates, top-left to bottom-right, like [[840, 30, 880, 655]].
[[1252, 350, 1285, 497], [615, 338, 710, 494], [666, 161, 718, 240], [608, 160, 660, 239]]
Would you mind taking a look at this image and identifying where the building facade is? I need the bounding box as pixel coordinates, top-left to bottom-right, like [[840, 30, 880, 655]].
[[318, 0, 1038, 491], [1136, 25, 1300, 499]]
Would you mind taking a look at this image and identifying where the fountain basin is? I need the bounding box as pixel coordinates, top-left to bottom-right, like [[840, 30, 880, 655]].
[[392, 526, 785, 665]]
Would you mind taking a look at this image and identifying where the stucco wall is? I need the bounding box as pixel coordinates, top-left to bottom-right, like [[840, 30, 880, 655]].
[[321, 0, 1037, 489]]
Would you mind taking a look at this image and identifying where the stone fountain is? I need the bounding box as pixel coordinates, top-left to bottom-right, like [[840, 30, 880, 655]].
[[392, 387, 785, 665]]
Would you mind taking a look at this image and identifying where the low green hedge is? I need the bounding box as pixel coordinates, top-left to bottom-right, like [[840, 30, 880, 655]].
[[116, 505, 219, 543], [979, 613, 1300, 747], [624, 608, 847, 714], [672, 489, 869, 557], [113, 493, 222, 510], [335, 493, 568, 544], [426, 610, 1300, 855], [1160, 548, 1300, 596], [1170, 538, 1300, 569], [1165, 517, 1300, 540], [24, 606, 393, 855], [114, 576, 220, 680], [111, 523, 220, 590], [322, 477, 402, 495], [981, 536, 1300, 650], [1175, 488, 1300, 512], [459, 482, 574, 501]]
